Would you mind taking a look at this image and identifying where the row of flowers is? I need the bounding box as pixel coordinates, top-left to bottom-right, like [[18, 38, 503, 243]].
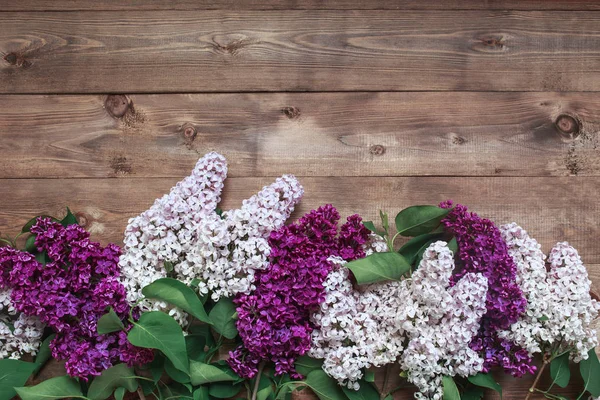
[[0, 152, 599, 400]]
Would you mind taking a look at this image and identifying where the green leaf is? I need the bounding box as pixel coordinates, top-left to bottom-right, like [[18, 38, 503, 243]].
[[33, 333, 55, 374], [395, 205, 449, 237], [447, 237, 458, 254], [208, 297, 238, 339], [114, 387, 126, 400], [209, 382, 243, 398], [15, 375, 84, 400], [442, 376, 460, 400], [363, 221, 385, 237], [295, 355, 324, 377], [398, 233, 443, 265], [189, 360, 236, 386], [550, 352, 571, 388], [0, 359, 38, 400], [142, 278, 211, 324], [461, 387, 484, 400], [21, 216, 41, 233], [346, 252, 411, 285], [127, 311, 189, 374], [303, 370, 346, 400], [194, 386, 209, 400], [379, 211, 389, 233], [467, 372, 502, 397], [341, 381, 379, 400], [580, 349, 600, 397], [60, 208, 78, 227], [97, 307, 125, 335], [165, 358, 191, 384], [25, 235, 37, 253], [186, 334, 208, 362], [87, 364, 138, 400], [364, 370, 375, 383]]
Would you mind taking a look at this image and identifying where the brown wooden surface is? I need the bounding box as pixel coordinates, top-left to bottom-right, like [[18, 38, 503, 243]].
[[0, 92, 599, 178], [1, 1, 599, 398], [3, 11, 600, 93], [4, 0, 600, 11]]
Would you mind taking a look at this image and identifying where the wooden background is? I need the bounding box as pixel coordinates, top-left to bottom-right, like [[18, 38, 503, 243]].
[[1, 1, 600, 398]]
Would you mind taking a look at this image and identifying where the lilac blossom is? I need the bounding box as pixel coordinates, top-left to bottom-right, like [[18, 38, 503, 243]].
[[228, 206, 370, 379], [440, 201, 534, 377], [0, 218, 153, 379]]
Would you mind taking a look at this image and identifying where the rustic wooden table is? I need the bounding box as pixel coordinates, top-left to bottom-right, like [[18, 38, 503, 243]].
[[1, 1, 600, 398]]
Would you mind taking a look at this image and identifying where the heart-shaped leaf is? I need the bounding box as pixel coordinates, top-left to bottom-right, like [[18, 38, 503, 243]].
[[142, 278, 211, 324], [0, 359, 38, 400], [346, 252, 410, 285], [87, 363, 138, 400], [127, 311, 189, 374], [97, 307, 125, 335], [15, 376, 84, 400], [442, 376, 460, 400], [395, 205, 449, 237], [580, 349, 600, 397], [303, 370, 346, 400], [550, 352, 570, 388], [189, 360, 236, 386], [467, 372, 502, 397], [208, 297, 238, 339]]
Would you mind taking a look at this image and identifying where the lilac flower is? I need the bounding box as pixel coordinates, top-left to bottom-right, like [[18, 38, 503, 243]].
[[228, 205, 370, 379], [0, 218, 153, 379], [440, 201, 534, 377]]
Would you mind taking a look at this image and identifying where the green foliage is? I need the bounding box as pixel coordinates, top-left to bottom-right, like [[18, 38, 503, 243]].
[[395, 205, 449, 237], [60, 208, 79, 227], [189, 360, 236, 386], [341, 381, 379, 400], [87, 364, 138, 400], [580, 349, 600, 397], [194, 386, 210, 400], [97, 307, 125, 334], [346, 252, 411, 284], [15, 376, 84, 400], [467, 372, 502, 397], [461, 386, 484, 400], [113, 387, 126, 400], [294, 355, 324, 377], [363, 370, 375, 383], [127, 311, 190, 374], [398, 233, 444, 266], [208, 382, 243, 398], [550, 352, 571, 388], [33, 333, 55, 374], [142, 278, 211, 324], [302, 370, 346, 400], [362, 221, 385, 237], [165, 358, 192, 384], [0, 359, 38, 400], [208, 297, 238, 339], [442, 376, 460, 400]]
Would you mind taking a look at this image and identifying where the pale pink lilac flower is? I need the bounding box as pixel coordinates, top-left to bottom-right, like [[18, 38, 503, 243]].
[[0, 288, 44, 359], [119, 152, 303, 326]]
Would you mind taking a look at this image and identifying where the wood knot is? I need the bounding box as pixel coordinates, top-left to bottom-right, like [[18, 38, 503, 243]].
[[282, 106, 300, 119], [74, 212, 90, 228], [370, 144, 385, 156], [471, 35, 506, 53], [105, 95, 131, 119], [182, 124, 197, 142], [3, 52, 32, 68], [452, 135, 467, 145], [555, 114, 581, 140], [110, 156, 132, 174]]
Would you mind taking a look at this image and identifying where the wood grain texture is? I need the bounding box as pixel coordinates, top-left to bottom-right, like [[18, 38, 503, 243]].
[[2, 11, 600, 93], [3, 0, 600, 11], [1, 92, 599, 178], [1, 176, 598, 291]]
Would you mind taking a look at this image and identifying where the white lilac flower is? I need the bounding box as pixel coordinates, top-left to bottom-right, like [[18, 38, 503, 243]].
[[309, 255, 404, 390], [398, 241, 488, 400], [119, 152, 303, 326], [499, 224, 600, 362], [0, 288, 44, 359]]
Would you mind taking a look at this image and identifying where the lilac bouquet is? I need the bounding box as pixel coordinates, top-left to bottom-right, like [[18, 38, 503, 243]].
[[1, 154, 598, 400]]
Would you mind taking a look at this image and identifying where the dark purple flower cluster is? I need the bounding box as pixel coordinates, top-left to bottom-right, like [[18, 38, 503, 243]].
[[0, 217, 153, 379], [228, 205, 369, 379], [440, 201, 535, 376]]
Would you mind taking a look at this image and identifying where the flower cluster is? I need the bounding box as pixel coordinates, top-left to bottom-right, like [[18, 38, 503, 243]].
[[499, 223, 600, 362], [440, 201, 534, 377], [0, 218, 153, 378], [309, 255, 404, 390], [119, 152, 303, 326], [0, 288, 44, 359], [229, 206, 370, 379], [397, 241, 488, 400]]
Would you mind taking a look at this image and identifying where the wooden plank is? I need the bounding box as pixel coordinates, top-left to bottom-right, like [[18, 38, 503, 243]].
[[0, 176, 598, 290], [2, 11, 600, 93], [3, 0, 600, 11], [1, 92, 599, 178]]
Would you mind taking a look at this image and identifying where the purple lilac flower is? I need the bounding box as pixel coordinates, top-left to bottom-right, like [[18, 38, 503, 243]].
[[439, 201, 534, 377], [228, 206, 369, 379], [0, 217, 153, 379]]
